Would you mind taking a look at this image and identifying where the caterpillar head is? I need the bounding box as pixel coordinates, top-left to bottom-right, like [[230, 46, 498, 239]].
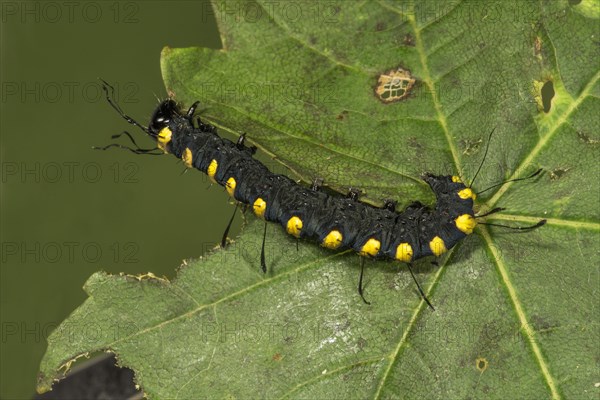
[[149, 99, 180, 136], [422, 173, 477, 235], [422, 172, 476, 205]]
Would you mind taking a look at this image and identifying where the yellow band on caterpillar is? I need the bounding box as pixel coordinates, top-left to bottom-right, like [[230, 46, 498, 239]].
[[226, 177, 236, 197], [286, 216, 303, 238], [322, 230, 343, 249], [360, 238, 380, 257], [182, 148, 193, 168], [207, 159, 218, 183], [458, 188, 476, 200], [253, 198, 266, 219], [429, 236, 447, 256], [455, 214, 477, 234], [395, 243, 413, 262], [157, 127, 172, 152]]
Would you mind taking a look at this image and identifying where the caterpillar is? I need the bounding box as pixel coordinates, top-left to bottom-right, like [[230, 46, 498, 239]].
[[96, 80, 545, 308]]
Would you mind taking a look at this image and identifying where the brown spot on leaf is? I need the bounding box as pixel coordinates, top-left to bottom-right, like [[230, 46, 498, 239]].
[[534, 36, 542, 57], [272, 353, 282, 361], [375, 66, 416, 103], [460, 138, 483, 156], [549, 167, 570, 181], [336, 110, 349, 120], [357, 337, 367, 350], [530, 314, 559, 332], [403, 34, 414, 46], [578, 131, 600, 144], [376, 21, 385, 31]]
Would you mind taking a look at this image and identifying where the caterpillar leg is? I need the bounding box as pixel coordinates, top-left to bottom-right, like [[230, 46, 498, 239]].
[[476, 207, 505, 218], [110, 131, 158, 152], [99, 79, 150, 134], [236, 133, 257, 154], [406, 263, 435, 311], [406, 201, 424, 210], [260, 221, 268, 273], [92, 143, 163, 155], [236, 134, 247, 149], [196, 117, 217, 134], [383, 199, 397, 212], [478, 219, 546, 231], [358, 257, 371, 305], [311, 178, 324, 191], [185, 101, 200, 120], [221, 203, 238, 248], [92, 130, 163, 154], [476, 168, 543, 195], [347, 188, 361, 201]]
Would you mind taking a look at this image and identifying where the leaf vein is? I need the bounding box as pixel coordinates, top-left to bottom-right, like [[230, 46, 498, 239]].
[[480, 226, 562, 400], [490, 214, 600, 230], [278, 356, 385, 400]]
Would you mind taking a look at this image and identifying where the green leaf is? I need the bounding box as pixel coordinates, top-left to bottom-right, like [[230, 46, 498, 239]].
[[39, 1, 599, 398]]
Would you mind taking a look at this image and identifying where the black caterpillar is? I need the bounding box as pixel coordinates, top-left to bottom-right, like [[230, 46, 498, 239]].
[[97, 80, 545, 308]]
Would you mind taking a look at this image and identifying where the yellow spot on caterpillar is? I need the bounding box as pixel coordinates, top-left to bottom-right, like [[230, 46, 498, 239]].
[[322, 230, 343, 249], [429, 236, 447, 256], [458, 188, 476, 200], [207, 159, 218, 183], [226, 177, 236, 197], [286, 216, 303, 238], [157, 127, 172, 152], [182, 148, 193, 168], [253, 198, 266, 219], [455, 214, 477, 234], [360, 238, 380, 257], [395, 243, 413, 262], [452, 176, 462, 183]]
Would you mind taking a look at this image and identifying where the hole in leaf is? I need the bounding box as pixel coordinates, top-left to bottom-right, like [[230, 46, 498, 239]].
[[541, 81, 555, 113], [476, 357, 488, 372]]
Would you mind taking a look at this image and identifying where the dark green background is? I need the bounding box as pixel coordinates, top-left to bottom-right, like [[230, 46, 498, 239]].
[[1, 1, 234, 398]]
